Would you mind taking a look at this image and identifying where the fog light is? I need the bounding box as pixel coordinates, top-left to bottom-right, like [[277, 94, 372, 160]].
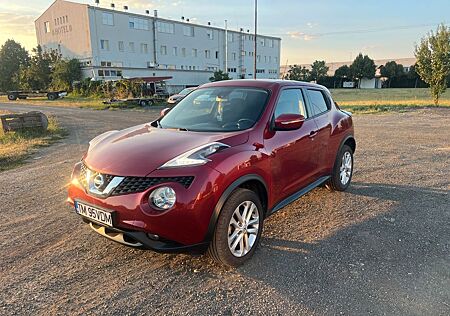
[[150, 186, 176, 210]]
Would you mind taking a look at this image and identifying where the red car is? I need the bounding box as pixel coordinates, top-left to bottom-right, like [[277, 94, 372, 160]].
[[68, 80, 355, 267]]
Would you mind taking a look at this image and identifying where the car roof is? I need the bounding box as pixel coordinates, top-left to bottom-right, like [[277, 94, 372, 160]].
[[200, 79, 328, 91]]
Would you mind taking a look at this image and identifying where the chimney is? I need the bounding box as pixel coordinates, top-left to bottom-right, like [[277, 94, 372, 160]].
[[145, 10, 150, 14], [186, 18, 190, 22], [181, 16, 185, 21], [240, 28, 243, 32], [123, 5, 128, 10], [207, 22, 211, 25], [94, 0, 99, 5], [110, 3, 115, 9]]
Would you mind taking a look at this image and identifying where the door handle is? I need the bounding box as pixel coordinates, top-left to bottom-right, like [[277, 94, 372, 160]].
[[309, 130, 318, 138]]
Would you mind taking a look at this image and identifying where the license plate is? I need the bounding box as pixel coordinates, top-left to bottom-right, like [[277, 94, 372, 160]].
[[74, 201, 113, 227]]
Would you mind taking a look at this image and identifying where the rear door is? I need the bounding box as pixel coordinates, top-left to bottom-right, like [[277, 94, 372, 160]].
[[304, 88, 333, 176]]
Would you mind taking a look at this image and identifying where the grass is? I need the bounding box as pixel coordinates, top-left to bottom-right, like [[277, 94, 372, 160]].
[[0, 111, 67, 171], [331, 88, 450, 114]]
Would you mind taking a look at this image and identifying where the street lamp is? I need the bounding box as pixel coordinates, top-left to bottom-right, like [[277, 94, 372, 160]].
[[253, 0, 257, 79]]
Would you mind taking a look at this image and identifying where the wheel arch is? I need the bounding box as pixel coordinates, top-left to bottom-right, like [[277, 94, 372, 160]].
[[203, 174, 268, 243]]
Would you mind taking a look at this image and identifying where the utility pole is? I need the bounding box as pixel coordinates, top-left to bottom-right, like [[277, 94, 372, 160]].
[[225, 20, 228, 74], [253, 0, 257, 79]]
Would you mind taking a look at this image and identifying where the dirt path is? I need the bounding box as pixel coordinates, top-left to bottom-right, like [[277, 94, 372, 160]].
[[0, 103, 449, 315]]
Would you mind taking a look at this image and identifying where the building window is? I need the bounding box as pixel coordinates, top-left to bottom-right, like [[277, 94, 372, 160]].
[[206, 30, 214, 40], [205, 50, 211, 59], [227, 68, 237, 73], [260, 38, 265, 46], [227, 33, 233, 42], [269, 39, 274, 48], [173, 47, 177, 56], [192, 48, 198, 57], [129, 17, 149, 30], [160, 45, 167, 55], [98, 70, 104, 76], [129, 42, 135, 53], [181, 47, 186, 57], [100, 39, 109, 50], [232, 52, 236, 60], [264, 56, 267, 63], [102, 13, 114, 26], [118, 41, 124, 52], [157, 21, 174, 34], [256, 69, 265, 74], [193, 66, 196, 70], [268, 56, 271, 63], [215, 51, 219, 59], [183, 25, 194, 37], [257, 55, 261, 62], [100, 61, 112, 66], [44, 21, 50, 33], [141, 43, 148, 54]]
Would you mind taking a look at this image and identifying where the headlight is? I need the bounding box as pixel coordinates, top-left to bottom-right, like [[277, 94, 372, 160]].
[[150, 186, 176, 210], [159, 142, 229, 169]]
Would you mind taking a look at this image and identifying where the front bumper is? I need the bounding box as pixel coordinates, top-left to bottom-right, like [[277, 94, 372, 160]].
[[83, 219, 208, 253], [68, 162, 224, 249]]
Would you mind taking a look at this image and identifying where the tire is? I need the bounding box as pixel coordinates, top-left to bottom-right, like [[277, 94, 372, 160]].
[[326, 144, 354, 191], [7, 94, 17, 101], [139, 100, 148, 106], [207, 188, 264, 267], [47, 93, 57, 100], [147, 99, 154, 106]]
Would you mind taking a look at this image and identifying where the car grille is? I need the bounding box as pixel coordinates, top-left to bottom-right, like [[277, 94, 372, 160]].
[[111, 176, 194, 196], [79, 162, 194, 196]]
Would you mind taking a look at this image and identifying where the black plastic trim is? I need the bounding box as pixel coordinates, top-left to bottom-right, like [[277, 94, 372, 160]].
[[82, 218, 208, 254], [268, 175, 330, 215]]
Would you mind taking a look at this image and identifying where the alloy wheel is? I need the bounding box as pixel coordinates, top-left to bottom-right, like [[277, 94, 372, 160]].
[[339, 151, 352, 185], [227, 201, 260, 257]]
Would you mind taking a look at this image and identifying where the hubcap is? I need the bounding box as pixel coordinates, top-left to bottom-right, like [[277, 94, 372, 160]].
[[227, 201, 259, 257], [339, 151, 352, 185]]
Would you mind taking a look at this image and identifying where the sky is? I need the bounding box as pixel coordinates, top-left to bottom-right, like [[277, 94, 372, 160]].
[[0, 0, 449, 64]]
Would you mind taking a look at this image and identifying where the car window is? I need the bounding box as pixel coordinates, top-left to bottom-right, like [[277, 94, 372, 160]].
[[274, 89, 307, 118], [160, 87, 269, 132], [307, 89, 329, 116]]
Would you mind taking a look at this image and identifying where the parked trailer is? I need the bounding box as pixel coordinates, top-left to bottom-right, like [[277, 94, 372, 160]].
[[6, 91, 68, 101]]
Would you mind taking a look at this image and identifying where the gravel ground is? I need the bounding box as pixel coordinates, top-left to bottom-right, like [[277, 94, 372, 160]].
[[0, 103, 449, 316]]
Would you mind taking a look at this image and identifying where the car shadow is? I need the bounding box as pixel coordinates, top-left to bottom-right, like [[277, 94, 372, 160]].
[[236, 182, 449, 315]]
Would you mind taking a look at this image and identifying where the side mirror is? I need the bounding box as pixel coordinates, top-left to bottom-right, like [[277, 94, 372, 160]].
[[273, 113, 305, 131], [160, 107, 171, 117]]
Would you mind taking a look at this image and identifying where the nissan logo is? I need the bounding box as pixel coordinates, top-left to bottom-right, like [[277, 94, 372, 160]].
[[93, 174, 105, 189]]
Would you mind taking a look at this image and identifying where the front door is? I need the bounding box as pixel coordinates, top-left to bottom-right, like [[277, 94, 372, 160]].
[[264, 88, 320, 201]]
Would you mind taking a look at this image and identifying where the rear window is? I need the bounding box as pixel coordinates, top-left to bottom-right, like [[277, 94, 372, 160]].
[[307, 89, 329, 116]]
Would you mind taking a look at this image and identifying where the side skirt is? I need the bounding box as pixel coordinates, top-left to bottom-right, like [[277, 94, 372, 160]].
[[268, 176, 330, 216]]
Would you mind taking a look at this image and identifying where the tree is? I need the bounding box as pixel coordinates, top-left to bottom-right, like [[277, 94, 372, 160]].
[[18, 45, 60, 91], [0, 39, 29, 91], [350, 53, 376, 88], [380, 61, 405, 88], [407, 65, 421, 88], [51, 58, 82, 91], [284, 64, 310, 81], [309, 60, 329, 82], [334, 65, 351, 87], [209, 70, 230, 82], [415, 24, 450, 105]]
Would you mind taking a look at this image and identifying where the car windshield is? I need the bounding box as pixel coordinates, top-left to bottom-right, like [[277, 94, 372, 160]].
[[160, 87, 269, 132], [179, 88, 193, 95]]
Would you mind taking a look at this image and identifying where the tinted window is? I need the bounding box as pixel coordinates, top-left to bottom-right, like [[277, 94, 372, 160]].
[[307, 89, 329, 116], [274, 89, 307, 118]]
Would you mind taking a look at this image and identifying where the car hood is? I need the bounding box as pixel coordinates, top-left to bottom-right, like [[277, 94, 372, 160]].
[[84, 123, 249, 176]]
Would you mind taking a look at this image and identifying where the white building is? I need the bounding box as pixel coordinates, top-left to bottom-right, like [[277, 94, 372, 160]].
[[35, 0, 281, 92]]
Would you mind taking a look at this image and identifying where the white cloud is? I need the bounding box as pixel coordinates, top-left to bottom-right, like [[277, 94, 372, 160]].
[[287, 31, 318, 41]]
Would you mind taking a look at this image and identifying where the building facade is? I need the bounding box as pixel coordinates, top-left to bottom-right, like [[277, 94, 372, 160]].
[[35, 0, 281, 92]]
